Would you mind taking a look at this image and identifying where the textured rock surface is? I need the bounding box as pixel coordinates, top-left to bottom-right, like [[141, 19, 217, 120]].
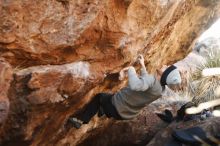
[[0, 58, 12, 124], [147, 117, 220, 146], [1, 0, 220, 146], [194, 37, 220, 57], [0, 61, 102, 145], [1, 0, 220, 72]]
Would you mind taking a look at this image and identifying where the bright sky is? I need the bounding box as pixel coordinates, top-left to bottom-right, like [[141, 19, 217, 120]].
[[198, 18, 220, 42]]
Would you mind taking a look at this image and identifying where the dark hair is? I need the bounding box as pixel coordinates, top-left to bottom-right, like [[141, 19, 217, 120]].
[[160, 65, 177, 86]]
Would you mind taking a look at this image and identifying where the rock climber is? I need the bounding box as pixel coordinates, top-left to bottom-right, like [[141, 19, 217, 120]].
[[68, 54, 182, 128]]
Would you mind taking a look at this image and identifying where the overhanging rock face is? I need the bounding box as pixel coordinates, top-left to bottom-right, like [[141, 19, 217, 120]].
[[0, 0, 220, 146], [1, 0, 220, 71], [0, 58, 12, 124]]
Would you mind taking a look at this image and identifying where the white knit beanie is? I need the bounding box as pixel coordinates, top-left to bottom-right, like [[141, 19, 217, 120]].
[[166, 69, 181, 85], [160, 65, 181, 86]]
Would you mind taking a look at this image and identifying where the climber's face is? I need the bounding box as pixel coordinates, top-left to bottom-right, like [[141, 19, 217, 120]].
[[155, 68, 163, 81], [158, 65, 183, 92], [166, 69, 182, 90]]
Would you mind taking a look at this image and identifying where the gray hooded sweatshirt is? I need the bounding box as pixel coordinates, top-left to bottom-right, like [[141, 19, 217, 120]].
[[111, 66, 162, 119]]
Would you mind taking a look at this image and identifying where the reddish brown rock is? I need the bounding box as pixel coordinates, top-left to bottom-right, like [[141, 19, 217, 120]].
[[0, 58, 12, 124], [0, 61, 103, 145], [1, 0, 220, 73]]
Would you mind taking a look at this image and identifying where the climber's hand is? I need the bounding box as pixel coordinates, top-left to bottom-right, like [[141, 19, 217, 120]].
[[137, 54, 145, 66], [119, 67, 130, 80], [119, 70, 125, 81]]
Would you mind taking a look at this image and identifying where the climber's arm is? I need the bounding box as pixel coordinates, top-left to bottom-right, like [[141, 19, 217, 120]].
[[138, 54, 148, 77], [127, 67, 145, 91]]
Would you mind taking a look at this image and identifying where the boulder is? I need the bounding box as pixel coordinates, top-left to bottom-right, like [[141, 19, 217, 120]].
[[147, 117, 220, 146]]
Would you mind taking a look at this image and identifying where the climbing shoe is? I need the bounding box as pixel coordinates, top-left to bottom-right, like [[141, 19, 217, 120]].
[[156, 109, 174, 123], [68, 117, 83, 129]]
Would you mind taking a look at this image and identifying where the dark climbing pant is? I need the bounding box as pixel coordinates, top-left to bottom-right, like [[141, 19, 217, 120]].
[[75, 93, 122, 124]]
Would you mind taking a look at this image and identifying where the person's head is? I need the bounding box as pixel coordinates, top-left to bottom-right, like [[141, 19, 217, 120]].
[[159, 65, 182, 89]]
